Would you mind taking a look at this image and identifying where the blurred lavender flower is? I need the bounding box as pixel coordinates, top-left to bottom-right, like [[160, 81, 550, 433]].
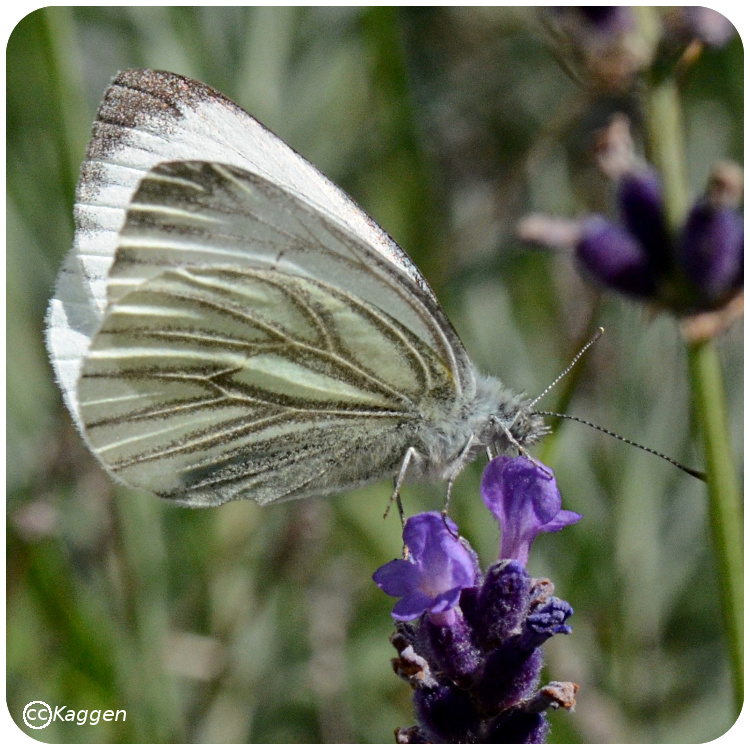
[[519, 116, 744, 319], [680, 162, 744, 307], [553, 6, 635, 36], [575, 159, 670, 300], [544, 6, 650, 90], [667, 7, 737, 48], [374, 457, 579, 743]]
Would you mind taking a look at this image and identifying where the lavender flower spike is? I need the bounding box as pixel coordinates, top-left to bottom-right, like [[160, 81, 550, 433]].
[[380, 479, 580, 741], [481, 456, 581, 565], [373, 512, 477, 622]]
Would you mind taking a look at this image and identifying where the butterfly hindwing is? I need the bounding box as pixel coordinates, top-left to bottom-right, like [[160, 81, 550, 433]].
[[78, 266, 458, 506]]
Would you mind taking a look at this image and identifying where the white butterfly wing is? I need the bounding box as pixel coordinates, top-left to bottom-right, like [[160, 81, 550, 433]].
[[47, 69, 470, 428], [47, 70, 481, 504], [78, 261, 460, 506]]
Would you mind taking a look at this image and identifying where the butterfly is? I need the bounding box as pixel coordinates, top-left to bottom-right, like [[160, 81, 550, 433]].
[[46, 69, 547, 508]]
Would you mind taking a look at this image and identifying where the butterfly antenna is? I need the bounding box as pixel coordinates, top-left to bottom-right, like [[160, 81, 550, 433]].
[[528, 327, 604, 410], [534, 411, 706, 480]]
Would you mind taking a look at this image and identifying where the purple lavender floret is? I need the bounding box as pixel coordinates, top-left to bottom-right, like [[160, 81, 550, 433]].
[[617, 170, 672, 275], [577, 216, 658, 297], [373, 512, 478, 623], [680, 201, 744, 306], [379, 457, 580, 743], [412, 682, 480, 743], [419, 610, 483, 686], [575, 169, 671, 298], [471, 560, 531, 647], [575, 169, 745, 312], [522, 595, 575, 649], [485, 709, 550, 744], [481, 455, 581, 566]]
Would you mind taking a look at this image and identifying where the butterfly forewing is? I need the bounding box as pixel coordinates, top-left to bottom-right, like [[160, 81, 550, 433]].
[[78, 266, 458, 506], [47, 70, 445, 426], [107, 160, 470, 393]]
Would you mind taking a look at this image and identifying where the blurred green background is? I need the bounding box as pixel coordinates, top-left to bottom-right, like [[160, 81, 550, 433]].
[[7, 7, 743, 743]]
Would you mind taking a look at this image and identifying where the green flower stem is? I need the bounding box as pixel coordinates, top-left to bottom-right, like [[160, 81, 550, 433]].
[[638, 6, 689, 232], [686, 338, 743, 714], [644, 77, 690, 231], [641, 31, 743, 715]]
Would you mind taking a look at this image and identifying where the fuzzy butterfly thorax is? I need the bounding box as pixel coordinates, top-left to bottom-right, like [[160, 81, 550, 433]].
[[413, 373, 548, 485]]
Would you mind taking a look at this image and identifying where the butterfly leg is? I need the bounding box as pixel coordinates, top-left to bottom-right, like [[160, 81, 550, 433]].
[[491, 415, 552, 478], [440, 434, 476, 538], [384, 446, 417, 530]]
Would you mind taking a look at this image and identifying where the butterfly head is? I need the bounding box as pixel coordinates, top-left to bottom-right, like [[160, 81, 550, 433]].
[[489, 398, 549, 456], [470, 375, 549, 457]]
